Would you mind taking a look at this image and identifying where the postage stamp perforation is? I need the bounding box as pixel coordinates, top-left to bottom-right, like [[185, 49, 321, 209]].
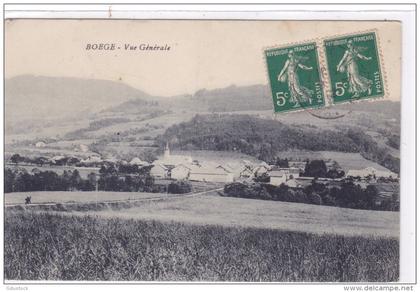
[[375, 29, 390, 102], [263, 38, 319, 53], [264, 28, 389, 114], [316, 38, 333, 108], [322, 29, 387, 105], [262, 38, 321, 117], [263, 39, 326, 114]]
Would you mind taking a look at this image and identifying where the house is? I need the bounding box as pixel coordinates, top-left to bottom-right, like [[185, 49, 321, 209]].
[[171, 164, 191, 180], [239, 166, 254, 179], [225, 162, 246, 179], [253, 162, 271, 176], [50, 155, 66, 164], [104, 157, 118, 164], [129, 157, 148, 166], [270, 167, 300, 179], [82, 155, 102, 164], [295, 177, 315, 188], [285, 178, 298, 188], [189, 164, 233, 183], [224, 163, 236, 173], [150, 164, 169, 179], [80, 144, 89, 152], [31, 168, 41, 174], [346, 167, 398, 179], [268, 171, 287, 185], [35, 141, 46, 148], [74, 144, 89, 153], [289, 161, 307, 172]]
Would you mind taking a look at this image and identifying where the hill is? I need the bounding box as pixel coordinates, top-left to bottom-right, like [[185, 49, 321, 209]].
[[191, 84, 272, 112], [5, 75, 153, 122], [101, 98, 161, 114], [6, 75, 400, 120], [158, 114, 399, 173]]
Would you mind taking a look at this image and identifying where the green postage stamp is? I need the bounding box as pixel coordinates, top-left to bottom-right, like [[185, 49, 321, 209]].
[[265, 43, 325, 113], [323, 32, 384, 104], [264, 31, 385, 113]]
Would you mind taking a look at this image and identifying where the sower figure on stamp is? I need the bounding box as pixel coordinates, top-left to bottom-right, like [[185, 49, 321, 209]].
[[277, 50, 314, 107], [337, 39, 373, 98], [25, 196, 31, 205]]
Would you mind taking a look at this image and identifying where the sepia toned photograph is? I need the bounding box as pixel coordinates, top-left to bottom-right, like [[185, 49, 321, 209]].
[[4, 18, 402, 282]]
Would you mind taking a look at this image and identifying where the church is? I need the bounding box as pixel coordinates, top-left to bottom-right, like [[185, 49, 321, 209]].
[[150, 144, 235, 183], [154, 143, 193, 168]]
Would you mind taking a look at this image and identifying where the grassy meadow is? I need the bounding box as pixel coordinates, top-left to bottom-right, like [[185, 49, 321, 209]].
[[5, 211, 398, 282]]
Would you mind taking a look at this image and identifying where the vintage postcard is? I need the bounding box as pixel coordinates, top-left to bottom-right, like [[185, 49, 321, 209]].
[[4, 19, 402, 282]]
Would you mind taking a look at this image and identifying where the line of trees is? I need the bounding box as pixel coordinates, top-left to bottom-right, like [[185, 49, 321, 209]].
[[97, 164, 156, 192], [9, 153, 90, 167], [223, 181, 398, 211], [5, 169, 96, 193], [303, 160, 345, 179], [5, 167, 191, 195]]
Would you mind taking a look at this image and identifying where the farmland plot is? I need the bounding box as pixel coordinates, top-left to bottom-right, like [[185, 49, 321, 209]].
[[70, 195, 398, 238], [4, 210, 399, 281]]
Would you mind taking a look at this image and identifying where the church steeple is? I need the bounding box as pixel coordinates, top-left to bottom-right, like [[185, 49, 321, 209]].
[[164, 142, 170, 159]]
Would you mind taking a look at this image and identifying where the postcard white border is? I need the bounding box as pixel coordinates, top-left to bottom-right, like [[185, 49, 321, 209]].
[[1, 3, 416, 290]]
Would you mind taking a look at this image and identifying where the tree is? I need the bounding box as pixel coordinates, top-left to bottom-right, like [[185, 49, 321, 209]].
[[386, 134, 400, 150], [10, 154, 24, 165], [254, 172, 270, 183], [61, 170, 72, 191], [326, 168, 345, 179], [335, 182, 364, 209], [258, 143, 274, 162], [54, 157, 68, 166], [275, 158, 289, 168], [304, 160, 328, 178], [308, 193, 322, 205], [364, 185, 379, 209], [168, 181, 192, 194], [5, 169, 16, 193], [224, 182, 250, 198], [67, 157, 81, 165], [70, 170, 82, 191], [87, 173, 97, 191], [34, 156, 49, 167]]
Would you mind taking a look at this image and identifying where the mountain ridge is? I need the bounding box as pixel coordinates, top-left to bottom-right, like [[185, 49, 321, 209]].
[[6, 74, 400, 123]]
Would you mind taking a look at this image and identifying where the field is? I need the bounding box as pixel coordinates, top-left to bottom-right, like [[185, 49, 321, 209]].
[[5, 210, 399, 281], [4, 190, 399, 281], [5, 190, 398, 238], [65, 195, 398, 238]]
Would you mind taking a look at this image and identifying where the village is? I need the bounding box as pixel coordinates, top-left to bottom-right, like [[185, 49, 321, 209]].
[[6, 141, 399, 208], [150, 143, 398, 184]]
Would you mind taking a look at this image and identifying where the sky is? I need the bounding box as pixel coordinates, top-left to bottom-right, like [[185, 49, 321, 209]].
[[5, 19, 400, 99]]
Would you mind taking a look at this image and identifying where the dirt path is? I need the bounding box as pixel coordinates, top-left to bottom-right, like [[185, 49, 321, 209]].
[[5, 188, 224, 208]]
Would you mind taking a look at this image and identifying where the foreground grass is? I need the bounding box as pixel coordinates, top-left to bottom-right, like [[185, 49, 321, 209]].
[[5, 211, 398, 282]]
